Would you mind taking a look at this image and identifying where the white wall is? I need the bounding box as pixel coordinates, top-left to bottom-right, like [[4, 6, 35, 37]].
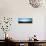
[[0, 0, 46, 40]]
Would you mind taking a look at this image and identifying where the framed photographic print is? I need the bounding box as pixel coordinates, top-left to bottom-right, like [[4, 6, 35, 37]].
[[16, 18, 33, 24]]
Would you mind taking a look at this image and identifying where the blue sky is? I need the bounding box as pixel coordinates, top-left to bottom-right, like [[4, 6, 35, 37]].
[[16, 18, 32, 21]]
